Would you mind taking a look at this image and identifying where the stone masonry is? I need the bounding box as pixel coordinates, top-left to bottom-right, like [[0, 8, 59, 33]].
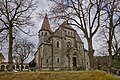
[[35, 14, 90, 70]]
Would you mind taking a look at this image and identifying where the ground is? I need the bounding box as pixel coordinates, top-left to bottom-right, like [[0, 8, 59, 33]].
[[0, 70, 119, 80]]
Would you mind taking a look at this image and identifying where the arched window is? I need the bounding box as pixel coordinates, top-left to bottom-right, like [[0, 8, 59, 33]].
[[67, 42, 72, 48], [1, 65, 5, 71], [68, 31, 70, 36], [87, 62, 88, 66], [57, 58, 60, 63], [46, 59, 48, 63], [45, 32, 47, 36], [41, 32, 43, 36], [57, 41, 59, 48]]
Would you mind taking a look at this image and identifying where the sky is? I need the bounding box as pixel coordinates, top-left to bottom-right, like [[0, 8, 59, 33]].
[[31, 0, 102, 58], [33, 0, 100, 55], [0, 0, 53, 62], [0, 0, 100, 62]]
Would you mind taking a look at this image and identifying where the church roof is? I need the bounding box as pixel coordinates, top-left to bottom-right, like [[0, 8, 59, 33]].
[[84, 49, 89, 52], [40, 14, 51, 31], [60, 21, 75, 31], [0, 52, 5, 60]]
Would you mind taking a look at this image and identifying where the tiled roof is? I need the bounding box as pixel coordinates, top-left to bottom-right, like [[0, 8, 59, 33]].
[[60, 21, 75, 30], [41, 14, 51, 31]]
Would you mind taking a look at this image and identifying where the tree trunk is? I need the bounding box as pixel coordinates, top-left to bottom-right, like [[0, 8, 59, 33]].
[[108, 29, 113, 72], [88, 38, 94, 70], [21, 61, 24, 71], [108, 13, 114, 72], [8, 21, 13, 71]]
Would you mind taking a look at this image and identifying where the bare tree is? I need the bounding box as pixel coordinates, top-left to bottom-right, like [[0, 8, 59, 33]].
[[13, 55, 20, 65], [99, 0, 120, 70], [0, 0, 37, 71], [112, 32, 120, 68], [13, 38, 35, 71], [112, 31, 120, 58], [49, 0, 104, 69]]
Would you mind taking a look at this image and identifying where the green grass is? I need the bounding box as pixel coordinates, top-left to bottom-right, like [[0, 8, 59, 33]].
[[0, 70, 120, 80]]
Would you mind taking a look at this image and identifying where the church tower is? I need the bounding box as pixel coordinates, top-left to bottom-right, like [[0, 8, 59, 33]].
[[38, 14, 52, 46], [36, 14, 52, 69]]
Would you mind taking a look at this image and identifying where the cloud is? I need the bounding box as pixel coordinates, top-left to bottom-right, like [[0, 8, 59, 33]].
[[0, 0, 53, 62], [37, 0, 53, 11]]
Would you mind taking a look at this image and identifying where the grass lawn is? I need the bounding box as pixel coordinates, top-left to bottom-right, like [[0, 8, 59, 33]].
[[0, 70, 120, 80]]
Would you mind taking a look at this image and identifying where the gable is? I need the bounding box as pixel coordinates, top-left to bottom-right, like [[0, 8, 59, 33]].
[[60, 21, 75, 31], [53, 27, 62, 37]]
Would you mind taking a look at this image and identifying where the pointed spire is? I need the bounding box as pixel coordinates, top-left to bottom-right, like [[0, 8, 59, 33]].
[[41, 13, 51, 31]]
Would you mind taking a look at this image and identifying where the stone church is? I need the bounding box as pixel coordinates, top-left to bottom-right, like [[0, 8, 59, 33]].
[[35, 14, 90, 70]]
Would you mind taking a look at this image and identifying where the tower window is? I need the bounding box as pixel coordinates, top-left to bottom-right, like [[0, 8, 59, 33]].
[[41, 32, 43, 35], [57, 58, 60, 63], [68, 31, 70, 36], [46, 59, 48, 63], [57, 41, 59, 48], [87, 62, 88, 65], [45, 32, 47, 36]]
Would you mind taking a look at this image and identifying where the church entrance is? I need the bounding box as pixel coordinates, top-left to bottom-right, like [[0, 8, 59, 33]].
[[72, 57, 77, 67]]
